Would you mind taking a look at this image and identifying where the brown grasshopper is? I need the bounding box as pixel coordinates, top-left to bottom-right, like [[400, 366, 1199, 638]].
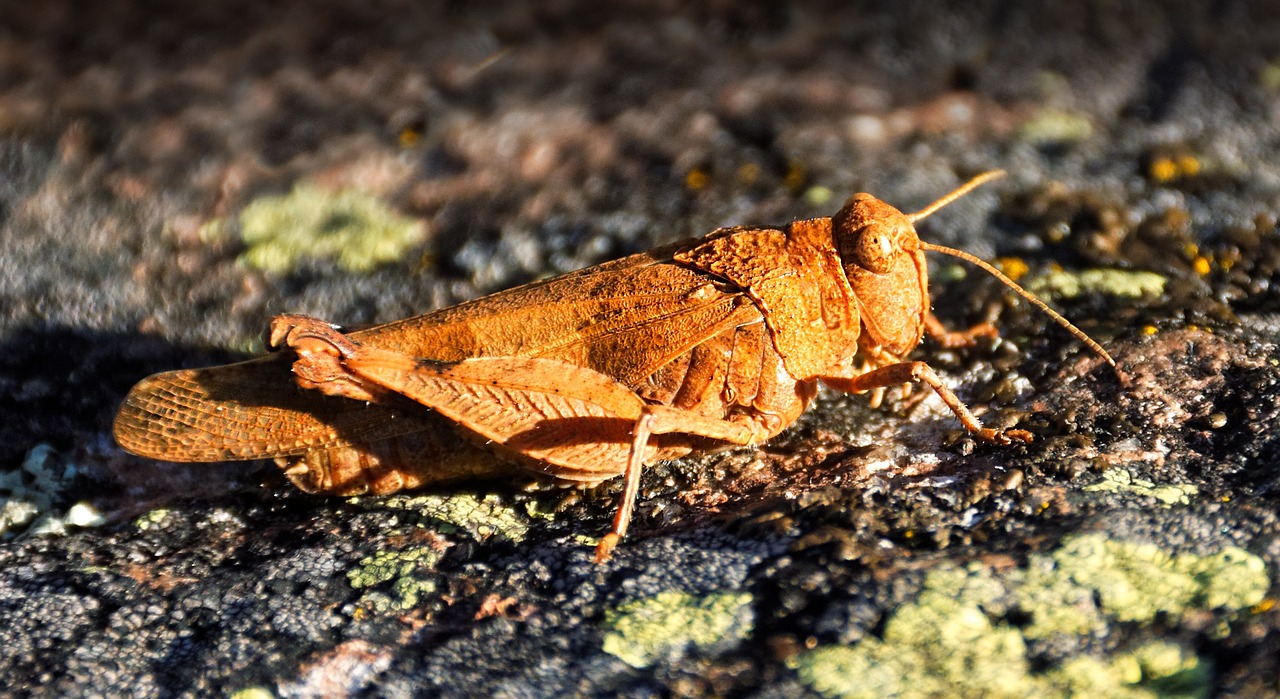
[[114, 170, 1114, 561]]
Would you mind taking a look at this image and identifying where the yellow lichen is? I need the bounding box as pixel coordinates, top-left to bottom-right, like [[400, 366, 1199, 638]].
[[236, 182, 426, 274], [602, 591, 754, 668], [791, 534, 1265, 699]]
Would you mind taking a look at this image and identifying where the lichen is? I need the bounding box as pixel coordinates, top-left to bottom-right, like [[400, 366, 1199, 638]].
[[364, 492, 531, 544], [1018, 108, 1094, 144], [347, 546, 441, 612], [601, 591, 754, 668], [1083, 468, 1199, 506], [343, 493, 534, 614], [791, 534, 1265, 699], [347, 547, 440, 589], [1043, 643, 1210, 699], [232, 182, 425, 274], [1029, 268, 1167, 300], [228, 688, 275, 699], [1043, 535, 1267, 625], [134, 508, 173, 531]]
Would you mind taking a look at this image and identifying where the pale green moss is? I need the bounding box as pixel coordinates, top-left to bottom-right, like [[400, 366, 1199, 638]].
[[602, 591, 754, 668], [1029, 268, 1167, 300], [1083, 468, 1199, 506], [1018, 108, 1094, 144], [235, 182, 425, 274], [791, 534, 1264, 699], [365, 492, 531, 543]]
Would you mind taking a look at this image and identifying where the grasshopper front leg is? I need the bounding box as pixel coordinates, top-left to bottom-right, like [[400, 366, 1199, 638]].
[[270, 315, 768, 562], [822, 361, 1033, 444]]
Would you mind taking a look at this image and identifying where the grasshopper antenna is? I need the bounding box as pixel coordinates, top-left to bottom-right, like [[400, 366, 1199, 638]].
[[906, 170, 1117, 369], [920, 242, 1115, 368], [907, 170, 1007, 224]]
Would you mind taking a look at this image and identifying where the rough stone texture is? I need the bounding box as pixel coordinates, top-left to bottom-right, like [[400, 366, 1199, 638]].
[[2, 1, 1280, 697]]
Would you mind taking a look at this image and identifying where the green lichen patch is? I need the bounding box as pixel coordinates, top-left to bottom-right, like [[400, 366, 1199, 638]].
[[1029, 268, 1167, 300], [1042, 535, 1268, 626], [602, 591, 754, 668], [344, 493, 533, 614], [348, 547, 440, 589], [347, 546, 441, 613], [1083, 468, 1199, 506], [791, 564, 1032, 698], [791, 534, 1265, 699], [228, 688, 276, 699], [233, 182, 426, 274], [1018, 108, 1094, 144], [1043, 642, 1209, 699], [365, 492, 532, 544], [134, 508, 173, 531]]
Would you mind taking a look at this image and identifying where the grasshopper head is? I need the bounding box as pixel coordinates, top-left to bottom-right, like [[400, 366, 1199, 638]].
[[832, 193, 929, 357], [833, 193, 920, 275], [832, 171, 1117, 369]]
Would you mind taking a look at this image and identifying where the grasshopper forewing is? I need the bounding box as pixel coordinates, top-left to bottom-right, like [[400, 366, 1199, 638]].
[[115, 170, 1114, 561]]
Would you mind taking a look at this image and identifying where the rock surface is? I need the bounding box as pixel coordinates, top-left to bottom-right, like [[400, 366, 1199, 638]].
[[2, 2, 1279, 696]]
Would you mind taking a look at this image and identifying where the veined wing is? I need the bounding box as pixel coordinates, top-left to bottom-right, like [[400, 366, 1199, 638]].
[[115, 245, 765, 462], [355, 254, 764, 386], [113, 352, 433, 462]]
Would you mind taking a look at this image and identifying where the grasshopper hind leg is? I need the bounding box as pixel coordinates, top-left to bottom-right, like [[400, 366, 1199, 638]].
[[593, 405, 771, 562], [271, 313, 774, 563], [593, 411, 656, 563]]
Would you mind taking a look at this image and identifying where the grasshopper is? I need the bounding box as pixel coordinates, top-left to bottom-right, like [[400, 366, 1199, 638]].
[[114, 171, 1113, 561]]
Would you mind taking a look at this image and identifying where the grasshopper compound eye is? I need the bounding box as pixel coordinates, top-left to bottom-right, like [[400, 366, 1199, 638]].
[[834, 192, 916, 275], [847, 223, 918, 275]]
